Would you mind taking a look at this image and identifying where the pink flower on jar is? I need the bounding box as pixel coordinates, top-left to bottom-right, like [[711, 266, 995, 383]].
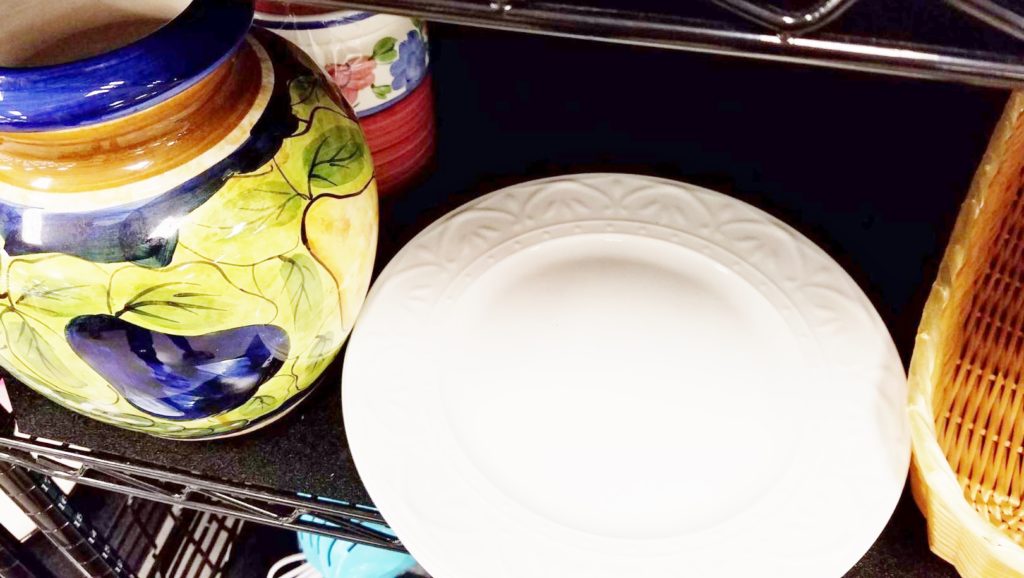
[[326, 56, 376, 105]]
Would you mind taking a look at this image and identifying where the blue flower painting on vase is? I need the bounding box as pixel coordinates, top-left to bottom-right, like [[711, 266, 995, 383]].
[[390, 30, 427, 92]]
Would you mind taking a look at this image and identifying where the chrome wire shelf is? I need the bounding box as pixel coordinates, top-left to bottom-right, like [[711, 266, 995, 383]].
[[309, 0, 1024, 89], [0, 412, 404, 553]]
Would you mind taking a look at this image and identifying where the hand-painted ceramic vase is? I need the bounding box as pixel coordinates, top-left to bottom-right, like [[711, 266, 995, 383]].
[[254, 2, 435, 196], [0, 0, 378, 439]]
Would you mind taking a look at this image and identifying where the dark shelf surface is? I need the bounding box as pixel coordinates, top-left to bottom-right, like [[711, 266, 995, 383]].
[[5, 22, 1008, 574], [7, 362, 370, 506]]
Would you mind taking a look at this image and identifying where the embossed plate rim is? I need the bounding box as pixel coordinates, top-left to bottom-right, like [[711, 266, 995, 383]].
[[342, 173, 910, 578]]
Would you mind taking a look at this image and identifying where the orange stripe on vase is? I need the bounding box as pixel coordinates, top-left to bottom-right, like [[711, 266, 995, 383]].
[[0, 43, 262, 193]]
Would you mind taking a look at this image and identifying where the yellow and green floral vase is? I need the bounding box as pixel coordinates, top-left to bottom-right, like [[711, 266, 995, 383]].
[[0, 0, 378, 439]]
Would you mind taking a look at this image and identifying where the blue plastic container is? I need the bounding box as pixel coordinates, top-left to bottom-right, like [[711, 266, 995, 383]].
[[297, 517, 418, 578]]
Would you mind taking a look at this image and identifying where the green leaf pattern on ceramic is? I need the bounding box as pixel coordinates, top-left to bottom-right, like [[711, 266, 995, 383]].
[[304, 124, 367, 191], [412, 18, 426, 36], [0, 72, 376, 438], [372, 37, 398, 64], [289, 74, 335, 110], [179, 174, 305, 265], [108, 263, 278, 334], [290, 75, 317, 107], [253, 251, 325, 329], [0, 311, 97, 395], [7, 255, 110, 320]]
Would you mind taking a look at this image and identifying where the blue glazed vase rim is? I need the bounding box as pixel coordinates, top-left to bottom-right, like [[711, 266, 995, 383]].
[[0, 0, 254, 132], [253, 10, 376, 30]]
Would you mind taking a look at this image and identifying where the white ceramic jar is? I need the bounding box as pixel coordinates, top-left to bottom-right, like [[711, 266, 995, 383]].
[[254, 3, 436, 196], [254, 4, 429, 117]]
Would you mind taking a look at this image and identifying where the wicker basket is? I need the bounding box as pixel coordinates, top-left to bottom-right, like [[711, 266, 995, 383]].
[[910, 92, 1024, 577]]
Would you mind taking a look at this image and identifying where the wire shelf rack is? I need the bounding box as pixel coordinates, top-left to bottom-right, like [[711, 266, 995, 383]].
[[0, 460, 252, 577], [0, 412, 404, 553], [307, 0, 1024, 89]]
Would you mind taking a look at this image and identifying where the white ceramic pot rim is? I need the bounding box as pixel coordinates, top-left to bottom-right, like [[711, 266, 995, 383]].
[[253, 10, 418, 44], [262, 21, 415, 49], [255, 9, 364, 20], [253, 8, 382, 27]]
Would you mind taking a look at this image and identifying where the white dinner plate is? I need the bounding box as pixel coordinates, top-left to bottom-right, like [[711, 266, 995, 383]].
[[343, 174, 909, 578]]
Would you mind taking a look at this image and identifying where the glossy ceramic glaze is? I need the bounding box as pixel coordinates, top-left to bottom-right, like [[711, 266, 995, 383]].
[[343, 175, 908, 577], [253, 3, 429, 116], [0, 0, 248, 130], [360, 75, 435, 194], [0, 0, 378, 439], [254, 2, 434, 196]]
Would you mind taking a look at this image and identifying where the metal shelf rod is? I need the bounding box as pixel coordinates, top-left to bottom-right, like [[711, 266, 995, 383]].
[[0, 436, 379, 523], [0, 450, 402, 551], [711, 0, 859, 33], [0, 440, 405, 552], [303, 0, 1024, 89], [947, 0, 1024, 42], [0, 464, 132, 578]]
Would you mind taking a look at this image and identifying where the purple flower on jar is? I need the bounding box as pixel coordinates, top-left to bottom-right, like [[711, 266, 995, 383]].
[[390, 30, 427, 92]]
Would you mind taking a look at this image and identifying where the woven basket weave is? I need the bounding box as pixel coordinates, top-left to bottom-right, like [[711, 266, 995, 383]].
[[910, 92, 1024, 577]]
